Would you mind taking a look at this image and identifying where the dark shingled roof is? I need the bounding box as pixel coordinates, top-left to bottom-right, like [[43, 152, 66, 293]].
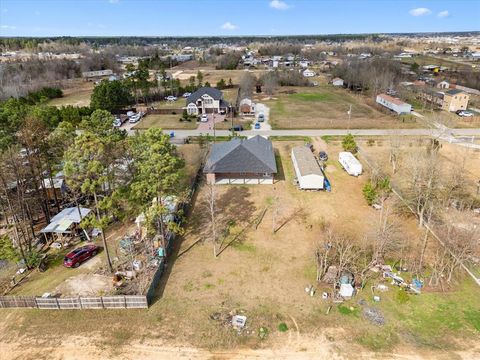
[[186, 87, 223, 104], [446, 89, 464, 96], [204, 136, 277, 174]]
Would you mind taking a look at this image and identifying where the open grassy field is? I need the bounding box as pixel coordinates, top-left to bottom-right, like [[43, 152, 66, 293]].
[[2, 140, 479, 359], [261, 85, 420, 129], [133, 114, 197, 130], [48, 81, 94, 107]]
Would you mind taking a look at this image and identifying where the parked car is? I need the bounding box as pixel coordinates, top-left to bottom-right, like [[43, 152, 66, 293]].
[[254, 122, 261, 129], [63, 244, 98, 268], [257, 113, 265, 122], [165, 95, 177, 101], [126, 111, 135, 117], [230, 125, 244, 132], [200, 114, 208, 122], [456, 110, 474, 117], [129, 114, 141, 123], [183, 92, 192, 98], [319, 151, 328, 161], [113, 118, 122, 127]]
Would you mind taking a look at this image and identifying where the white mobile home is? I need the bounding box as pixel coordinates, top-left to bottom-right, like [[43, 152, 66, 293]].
[[291, 146, 324, 190], [376, 94, 412, 115], [339, 152, 362, 177]]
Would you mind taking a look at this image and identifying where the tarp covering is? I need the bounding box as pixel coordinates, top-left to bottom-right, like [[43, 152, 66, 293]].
[[40, 207, 91, 234]]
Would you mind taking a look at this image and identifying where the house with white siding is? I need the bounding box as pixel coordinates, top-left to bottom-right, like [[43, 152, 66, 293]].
[[376, 94, 412, 114]]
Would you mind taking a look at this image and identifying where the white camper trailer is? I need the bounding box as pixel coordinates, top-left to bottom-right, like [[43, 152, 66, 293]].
[[338, 152, 362, 177]]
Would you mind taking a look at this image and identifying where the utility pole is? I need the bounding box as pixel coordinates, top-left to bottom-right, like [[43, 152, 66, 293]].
[[230, 105, 234, 136], [213, 114, 216, 143], [347, 104, 352, 130]]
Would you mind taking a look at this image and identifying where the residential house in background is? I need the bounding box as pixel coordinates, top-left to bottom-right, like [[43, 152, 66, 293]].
[[376, 94, 412, 114], [185, 87, 229, 115], [82, 69, 113, 79], [239, 98, 256, 116], [441, 89, 469, 112], [437, 80, 450, 89], [204, 135, 277, 185]]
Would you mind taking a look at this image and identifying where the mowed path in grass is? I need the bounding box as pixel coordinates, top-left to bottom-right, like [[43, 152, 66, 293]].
[[265, 86, 420, 129]]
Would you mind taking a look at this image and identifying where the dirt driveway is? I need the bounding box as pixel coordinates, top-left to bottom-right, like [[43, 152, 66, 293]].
[[253, 103, 272, 131]]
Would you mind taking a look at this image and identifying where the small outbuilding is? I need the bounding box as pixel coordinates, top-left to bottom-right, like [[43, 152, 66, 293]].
[[303, 69, 316, 77], [291, 146, 324, 190], [331, 77, 344, 86]]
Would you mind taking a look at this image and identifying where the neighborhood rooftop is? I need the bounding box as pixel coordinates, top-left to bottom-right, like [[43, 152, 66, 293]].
[[376, 93, 408, 106], [203, 135, 277, 174]]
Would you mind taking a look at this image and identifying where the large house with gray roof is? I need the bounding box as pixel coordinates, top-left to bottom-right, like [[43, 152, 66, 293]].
[[204, 135, 277, 185], [185, 87, 230, 115]]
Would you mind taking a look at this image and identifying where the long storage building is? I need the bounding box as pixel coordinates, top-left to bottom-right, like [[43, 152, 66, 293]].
[[291, 146, 324, 190]]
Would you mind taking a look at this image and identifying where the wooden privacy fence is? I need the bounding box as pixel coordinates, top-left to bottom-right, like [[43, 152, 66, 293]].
[[0, 295, 148, 310]]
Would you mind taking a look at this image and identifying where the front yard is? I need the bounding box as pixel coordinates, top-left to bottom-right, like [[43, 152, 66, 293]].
[[261, 85, 420, 129]]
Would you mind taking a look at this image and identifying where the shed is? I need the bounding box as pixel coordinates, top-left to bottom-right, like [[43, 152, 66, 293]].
[[291, 146, 324, 190], [331, 77, 344, 86], [40, 207, 91, 234]]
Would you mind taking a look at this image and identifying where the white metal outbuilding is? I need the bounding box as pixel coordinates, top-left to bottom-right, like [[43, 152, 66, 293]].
[[291, 146, 324, 190], [338, 152, 362, 177]]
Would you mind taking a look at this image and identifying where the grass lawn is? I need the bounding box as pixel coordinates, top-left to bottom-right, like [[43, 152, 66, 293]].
[[263, 86, 420, 129], [133, 114, 197, 130], [48, 82, 94, 107]]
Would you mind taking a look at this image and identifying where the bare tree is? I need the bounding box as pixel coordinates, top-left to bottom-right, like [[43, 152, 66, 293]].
[[206, 181, 219, 258]]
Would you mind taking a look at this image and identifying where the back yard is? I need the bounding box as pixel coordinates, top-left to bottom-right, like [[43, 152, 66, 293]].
[[48, 81, 94, 107], [1, 139, 479, 359], [260, 86, 420, 129]]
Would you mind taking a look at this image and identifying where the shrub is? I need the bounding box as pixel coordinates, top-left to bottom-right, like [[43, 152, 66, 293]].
[[342, 134, 357, 153], [278, 323, 288, 332], [362, 182, 377, 206]]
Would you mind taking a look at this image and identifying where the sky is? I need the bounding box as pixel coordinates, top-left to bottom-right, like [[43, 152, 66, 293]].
[[0, 0, 479, 37]]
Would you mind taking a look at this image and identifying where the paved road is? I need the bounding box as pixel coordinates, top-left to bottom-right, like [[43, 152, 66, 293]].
[[127, 127, 480, 138]]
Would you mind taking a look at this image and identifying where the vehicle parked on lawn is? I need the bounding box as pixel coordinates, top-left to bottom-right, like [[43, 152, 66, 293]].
[[63, 244, 98, 268], [165, 95, 177, 101], [230, 125, 243, 131], [183, 92, 191, 98]]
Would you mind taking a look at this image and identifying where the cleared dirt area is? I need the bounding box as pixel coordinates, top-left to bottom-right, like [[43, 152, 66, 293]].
[[48, 81, 94, 107], [262, 85, 420, 129]]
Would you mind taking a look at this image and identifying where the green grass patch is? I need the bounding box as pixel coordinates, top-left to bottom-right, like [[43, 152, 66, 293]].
[[338, 305, 360, 317], [231, 241, 256, 253], [203, 283, 215, 290], [357, 328, 398, 351], [270, 136, 312, 142], [278, 322, 289, 332], [290, 92, 335, 102]]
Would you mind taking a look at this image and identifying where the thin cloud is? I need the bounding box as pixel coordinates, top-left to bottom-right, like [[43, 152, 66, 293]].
[[1, 25, 17, 29], [438, 10, 450, 18], [221, 22, 238, 30], [269, 0, 290, 10], [109, 0, 119, 4], [409, 8, 431, 16]]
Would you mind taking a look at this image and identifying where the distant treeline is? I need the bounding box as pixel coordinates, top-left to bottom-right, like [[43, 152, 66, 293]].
[[1, 34, 384, 50]]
